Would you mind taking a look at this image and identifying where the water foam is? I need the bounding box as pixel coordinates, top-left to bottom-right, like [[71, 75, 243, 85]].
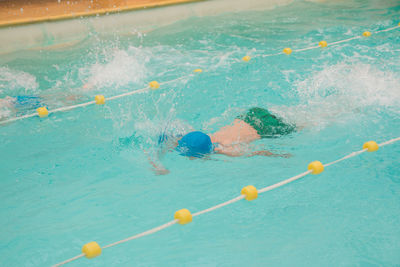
[[80, 46, 149, 93], [274, 61, 400, 128], [0, 66, 38, 95], [117, 117, 192, 154], [0, 67, 39, 119]]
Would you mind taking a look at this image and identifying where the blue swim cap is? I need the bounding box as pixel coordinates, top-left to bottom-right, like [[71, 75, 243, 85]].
[[176, 131, 213, 157]]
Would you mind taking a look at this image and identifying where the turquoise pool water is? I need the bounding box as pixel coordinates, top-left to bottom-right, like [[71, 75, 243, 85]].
[[1, 0, 400, 266]]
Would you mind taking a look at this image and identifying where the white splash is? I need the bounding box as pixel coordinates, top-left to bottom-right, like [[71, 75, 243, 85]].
[[274, 62, 400, 128], [0, 67, 38, 94], [81, 47, 149, 92], [135, 118, 192, 139]]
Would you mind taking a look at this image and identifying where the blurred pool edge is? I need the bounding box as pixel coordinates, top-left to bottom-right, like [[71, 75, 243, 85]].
[[0, 0, 297, 55]]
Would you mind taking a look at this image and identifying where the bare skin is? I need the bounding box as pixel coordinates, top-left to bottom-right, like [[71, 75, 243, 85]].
[[210, 119, 290, 158], [210, 119, 260, 156]]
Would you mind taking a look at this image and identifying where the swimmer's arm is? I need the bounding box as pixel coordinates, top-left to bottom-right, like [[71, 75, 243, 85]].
[[248, 150, 292, 158], [214, 144, 291, 158], [214, 145, 244, 157], [41, 93, 84, 104], [150, 161, 170, 175], [144, 150, 170, 175]]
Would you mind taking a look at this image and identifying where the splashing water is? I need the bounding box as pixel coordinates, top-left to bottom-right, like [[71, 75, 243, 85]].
[[79, 47, 149, 93], [273, 61, 400, 128], [0, 66, 38, 95]]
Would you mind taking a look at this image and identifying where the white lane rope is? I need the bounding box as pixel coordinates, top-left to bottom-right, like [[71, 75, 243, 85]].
[[379, 136, 400, 146], [192, 195, 245, 217], [257, 25, 400, 58], [0, 25, 399, 126], [376, 25, 400, 33], [324, 137, 400, 167], [0, 112, 37, 125], [48, 100, 96, 114], [0, 74, 194, 126], [1, 25, 399, 127], [293, 45, 320, 52], [258, 170, 311, 193], [52, 254, 85, 267], [102, 220, 178, 249], [53, 136, 400, 266], [329, 36, 361, 46]]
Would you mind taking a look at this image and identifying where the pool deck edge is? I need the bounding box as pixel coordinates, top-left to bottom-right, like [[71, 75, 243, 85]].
[[0, 0, 206, 28]]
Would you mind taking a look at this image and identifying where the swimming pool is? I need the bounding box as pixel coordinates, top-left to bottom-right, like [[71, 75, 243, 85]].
[[1, 0, 400, 266]]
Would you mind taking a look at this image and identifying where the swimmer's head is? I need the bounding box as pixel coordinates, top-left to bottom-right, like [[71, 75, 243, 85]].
[[176, 131, 213, 158]]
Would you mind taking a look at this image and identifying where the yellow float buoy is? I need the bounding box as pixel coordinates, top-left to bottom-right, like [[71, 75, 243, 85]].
[[242, 55, 251, 62], [95, 95, 105, 105], [193, 68, 203, 73], [37, 107, 48, 118], [363, 141, 379, 152], [149, 81, 160, 90], [319, 41, 328, 48], [174, 209, 192, 225], [82, 242, 102, 259], [308, 161, 324, 175], [283, 48, 292, 55], [362, 31, 371, 37], [241, 185, 258, 201]]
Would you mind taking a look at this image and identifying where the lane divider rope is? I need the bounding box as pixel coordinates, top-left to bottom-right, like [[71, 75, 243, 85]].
[[254, 25, 400, 58], [1, 24, 399, 127], [53, 137, 400, 266], [0, 75, 194, 126]]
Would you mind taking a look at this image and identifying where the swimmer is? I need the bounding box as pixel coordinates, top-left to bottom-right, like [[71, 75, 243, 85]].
[[0, 96, 43, 119], [0, 94, 82, 120], [150, 107, 295, 174]]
